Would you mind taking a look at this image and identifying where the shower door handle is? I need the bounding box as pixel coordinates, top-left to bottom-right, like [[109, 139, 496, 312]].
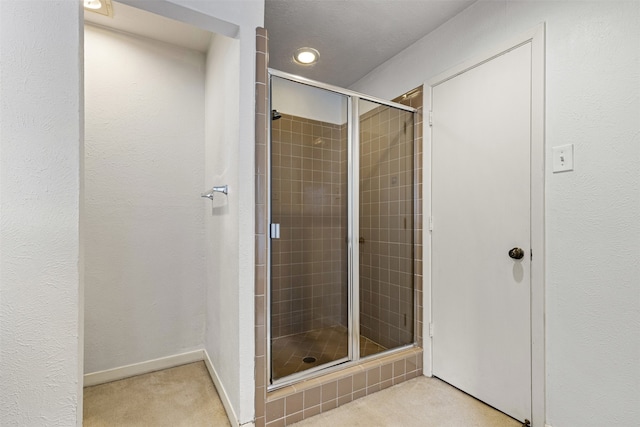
[[270, 223, 280, 239]]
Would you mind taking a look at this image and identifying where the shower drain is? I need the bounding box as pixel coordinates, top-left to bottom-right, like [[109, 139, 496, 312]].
[[302, 356, 317, 364]]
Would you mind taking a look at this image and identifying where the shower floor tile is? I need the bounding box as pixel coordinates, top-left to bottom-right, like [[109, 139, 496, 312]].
[[271, 325, 386, 380]]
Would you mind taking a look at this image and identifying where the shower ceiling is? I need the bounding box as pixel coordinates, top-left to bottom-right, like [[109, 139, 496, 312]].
[[265, 0, 476, 88]]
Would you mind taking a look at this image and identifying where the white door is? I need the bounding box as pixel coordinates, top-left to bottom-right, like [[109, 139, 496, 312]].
[[431, 43, 532, 422]]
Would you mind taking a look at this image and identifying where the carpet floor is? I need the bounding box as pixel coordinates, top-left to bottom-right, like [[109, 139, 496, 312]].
[[292, 376, 521, 427], [84, 362, 520, 427], [83, 362, 230, 426]]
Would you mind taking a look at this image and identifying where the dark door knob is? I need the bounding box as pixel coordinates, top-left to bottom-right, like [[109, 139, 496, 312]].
[[508, 247, 525, 260]]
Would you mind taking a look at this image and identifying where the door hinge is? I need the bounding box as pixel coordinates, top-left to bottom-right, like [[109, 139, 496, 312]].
[[429, 216, 433, 231], [530, 249, 533, 260], [429, 323, 434, 338], [270, 223, 280, 239], [429, 111, 433, 127]]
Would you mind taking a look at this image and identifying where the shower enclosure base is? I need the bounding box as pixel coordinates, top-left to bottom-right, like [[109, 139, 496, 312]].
[[271, 325, 386, 380]]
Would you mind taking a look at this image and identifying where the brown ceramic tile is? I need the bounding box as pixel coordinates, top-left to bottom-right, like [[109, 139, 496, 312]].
[[266, 398, 284, 421], [255, 25, 270, 427], [393, 359, 405, 378], [338, 393, 352, 406], [285, 393, 304, 416], [353, 371, 366, 391], [337, 376, 352, 397], [381, 363, 393, 382], [393, 373, 406, 385], [367, 383, 381, 395], [266, 418, 285, 427], [256, 54, 267, 84], [255, 295, 265, 326], [255, 264, 266, 296], [304, 386, 321, 407], [321, 399, 338, 412], [286, 411, 304, 425], [406, 353, 418, 373], [303, 404, 321, 419], [353, 387, 367, 400], [256, 384, 266, 410], [321, 381, 337, 402], [366, 366, 380, 387]]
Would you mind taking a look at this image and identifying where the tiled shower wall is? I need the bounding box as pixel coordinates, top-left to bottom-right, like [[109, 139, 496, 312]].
[[255, 28, 424, 427], [359, 105, 416, 350], [270, 114, 348, 338]]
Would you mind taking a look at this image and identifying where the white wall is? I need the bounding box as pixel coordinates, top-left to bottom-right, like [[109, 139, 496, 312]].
[[168, 2, 264, 424], [203, 31, 242, 424], [83, 25, 206, 373], [0, 1, 83, 425], [272, 77, 347, 124], [0, 0, 262, 424], [89, 0, 263, 423], [351, 2, 640, 427]]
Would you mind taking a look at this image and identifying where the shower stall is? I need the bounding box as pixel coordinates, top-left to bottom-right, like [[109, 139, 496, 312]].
[[268, 70, 417, 386]]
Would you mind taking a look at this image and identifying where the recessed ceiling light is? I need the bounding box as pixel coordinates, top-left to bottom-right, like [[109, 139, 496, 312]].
[[84, 0, 113, 17], [294, 48, 319, 65], [84, 0, 102, 10]]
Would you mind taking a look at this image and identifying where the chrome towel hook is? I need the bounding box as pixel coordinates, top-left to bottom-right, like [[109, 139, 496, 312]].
[[201, 185, 228, 200]]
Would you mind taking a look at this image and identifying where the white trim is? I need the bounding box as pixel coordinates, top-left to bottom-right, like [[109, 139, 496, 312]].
[[114, 0, 239, 38], [529, 23, 546, 427], [269, 68, 417, 113], [83, 350, 205, 387], [424, 23, 546, 427], [203, 350, 240, 427]]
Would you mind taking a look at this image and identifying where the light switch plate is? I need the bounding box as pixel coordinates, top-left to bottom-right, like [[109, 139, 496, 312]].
[[553, 144, 574, 173]]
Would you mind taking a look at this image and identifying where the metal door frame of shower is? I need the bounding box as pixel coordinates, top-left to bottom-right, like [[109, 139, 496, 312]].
[[267, 68, 418, 389]]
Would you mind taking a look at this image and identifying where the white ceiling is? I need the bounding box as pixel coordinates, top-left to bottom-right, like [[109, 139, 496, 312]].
[[265, 0, 476, 88], [85, 1, 476, 89]]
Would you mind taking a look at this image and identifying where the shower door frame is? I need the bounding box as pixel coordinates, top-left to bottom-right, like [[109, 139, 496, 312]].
[[267, 69, 418, 389]]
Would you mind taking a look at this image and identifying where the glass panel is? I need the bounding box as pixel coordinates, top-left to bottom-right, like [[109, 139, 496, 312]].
[[358, 99, 415, 358], [270, 76, 349, 381]]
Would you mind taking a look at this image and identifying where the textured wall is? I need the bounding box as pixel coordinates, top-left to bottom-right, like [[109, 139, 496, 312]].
[[83, 25, 207, 373], [168, 2, 264, 423], [351, 2, 640, 426], [202, 31, 243, 425], [0, 0, 263, 424], [0, 1, 83, 425]]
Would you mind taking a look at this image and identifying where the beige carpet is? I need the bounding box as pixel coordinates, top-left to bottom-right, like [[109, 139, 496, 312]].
[[291, 376, 522, 427], [83, 362, 230, 427], [84, 362, 520, 427]]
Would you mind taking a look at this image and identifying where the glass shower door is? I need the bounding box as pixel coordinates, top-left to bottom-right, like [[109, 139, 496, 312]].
[[358, 98, 415, 358], [269, 76, 350, 381]]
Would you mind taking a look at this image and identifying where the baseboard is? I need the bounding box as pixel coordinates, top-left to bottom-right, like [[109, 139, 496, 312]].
[[83, 350, 205, 387], [202, 350, 240, 427]]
